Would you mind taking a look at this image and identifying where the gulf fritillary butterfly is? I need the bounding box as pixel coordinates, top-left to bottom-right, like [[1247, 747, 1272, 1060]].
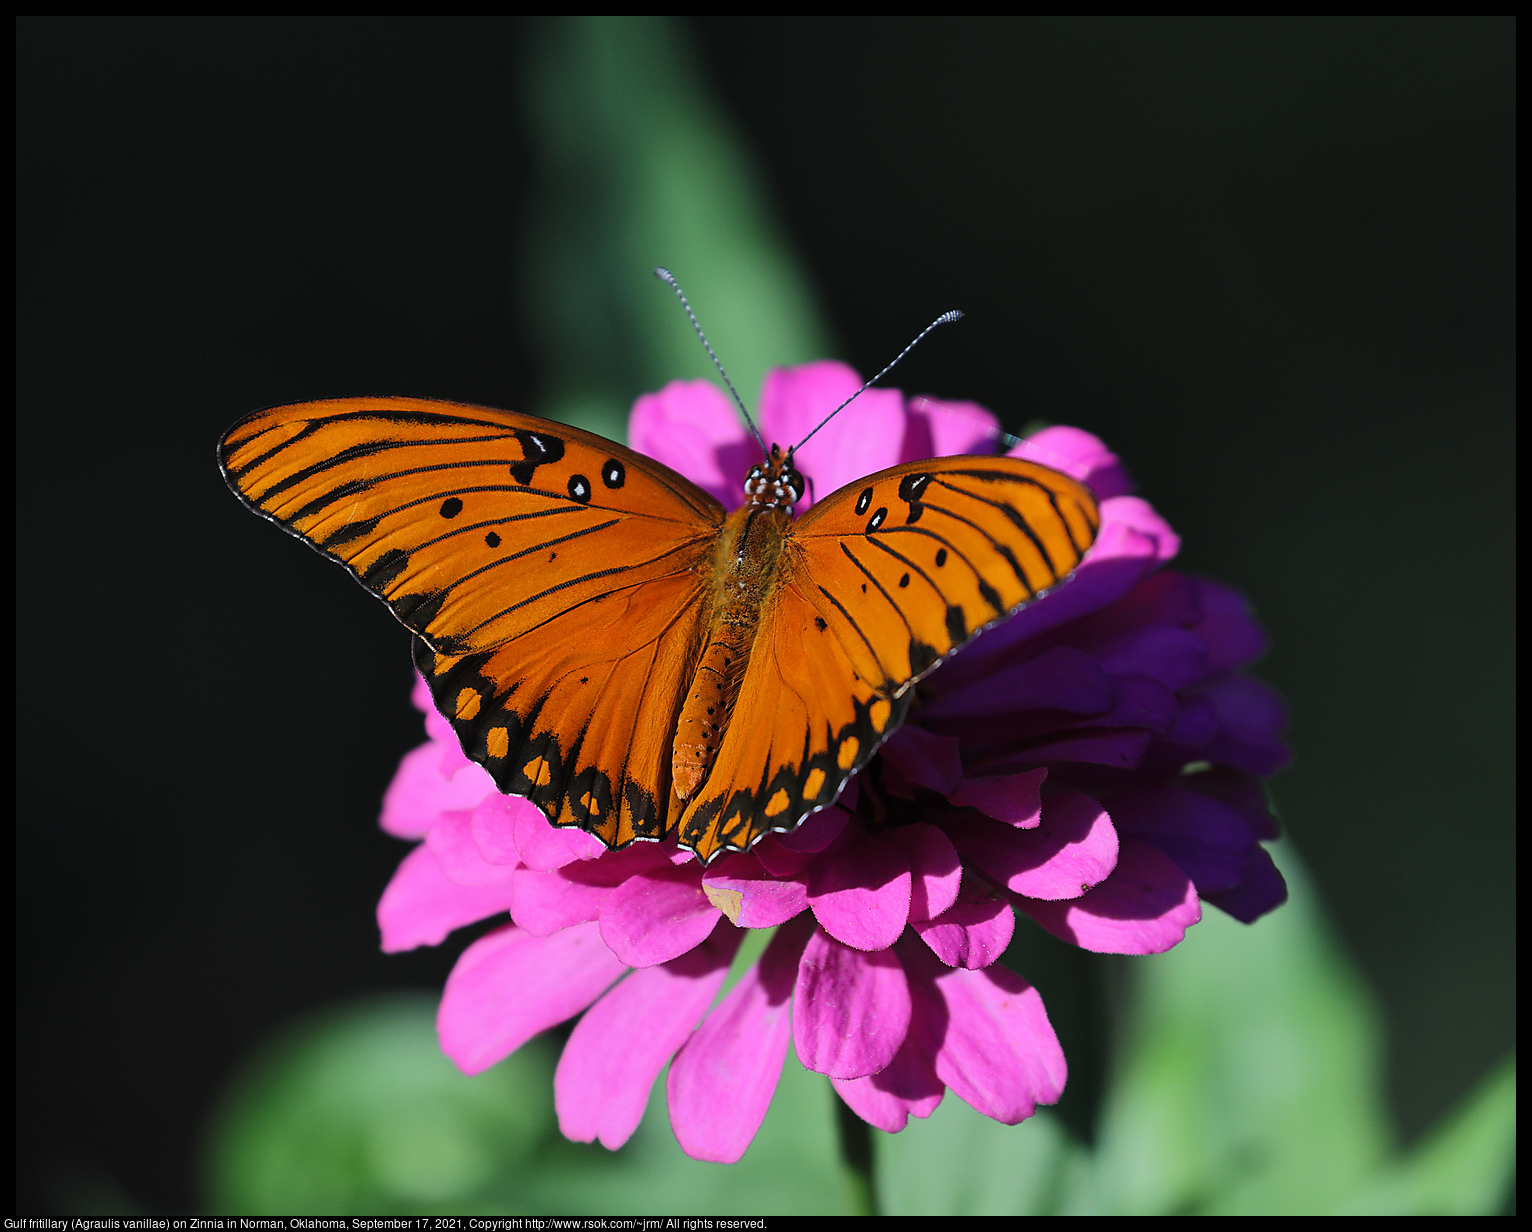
[[219, 351, 1099, 866]]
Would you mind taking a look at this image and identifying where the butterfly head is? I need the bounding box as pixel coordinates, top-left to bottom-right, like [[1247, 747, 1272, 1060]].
[[744, 444, 805, 512]]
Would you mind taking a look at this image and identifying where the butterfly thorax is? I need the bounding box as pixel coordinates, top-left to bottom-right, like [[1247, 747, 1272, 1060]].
[[670, 457, 801, 802]]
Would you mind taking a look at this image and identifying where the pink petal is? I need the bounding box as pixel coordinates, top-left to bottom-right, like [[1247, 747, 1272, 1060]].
[[794, 929, 913, 1079], [901, 394, 1001, 459], [806, 833, 912, 951], [508, 801, 606, 870], [1019, 837, 1201, 954], [952, 789, 1119, 901], [667, 915, 814, 1162], [426, 809, 520, 887], [469, 793, 527, 865], [380, 741, 495, 839], [1011, 425, 1134, 500], [376, 843, 518, 954], [509, 866, 612, 937], [599, 866, 721, 967], [881, 823, 962, 922], [949, 767, 1048, 828], [758, 362, 907, 509], [437, 921, 627, 1075], [555, 920, 743, 1150], [912, 874, 1016, 969], [901, 938, 1067, 1122], [702, 857, 810, 928], [626, 378, 754, 508], [831, 1038, 946, 1133]]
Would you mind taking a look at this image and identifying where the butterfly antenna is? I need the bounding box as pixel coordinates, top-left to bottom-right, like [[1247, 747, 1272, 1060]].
[[791, 309, 964, 454], [654, 268, 769, 458]]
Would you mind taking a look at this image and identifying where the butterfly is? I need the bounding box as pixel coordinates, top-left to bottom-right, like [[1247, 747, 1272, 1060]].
[[220, 377, 1099, 866]]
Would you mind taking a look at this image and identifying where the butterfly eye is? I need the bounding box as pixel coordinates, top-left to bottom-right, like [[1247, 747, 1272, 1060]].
[[785, 469, 805, 504]]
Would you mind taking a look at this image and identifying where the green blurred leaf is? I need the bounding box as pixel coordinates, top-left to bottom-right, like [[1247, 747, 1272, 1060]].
[[203, 994, 555, 1214], [1067, 841, 1394, 1214], [1333, 1053, 1516, 1215], [519, 16, 834, 442]]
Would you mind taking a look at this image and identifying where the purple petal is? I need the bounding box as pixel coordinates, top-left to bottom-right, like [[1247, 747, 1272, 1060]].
[[1108, 783, 1259, 894], [952, 788, 1118, 900], [667, 915, 814, 1162], [1093, 625, 1208, 692], [1181, 767, 1281, 841], [555, 920, 743, 1150], [376, 843, 518, 954], [912, 874, 1015, 969], [1191, 577, 1270, 675], [437, 921, 627, 1075], [1010, 425, 1134, 500], [901, 394, 1001, 459], [380, 741, 494, 839], [426, 809, 520, 887], [806, 832, 913, 951], [509, 866, 611, 937], [920, 644, 1114, 720], [978, 728, 1154, 774], [831, 1038, 946, 1133], [934, 495, 1180, 692], [1019, 837, 1201, 954], [880, 823, 962, 922], [759, 363, 907, 509], [879, 726, 964, 796], [702, 858, 810, 928], [626, 378, 753, 509], [1203, 844, 1288, 923], [1190, 672, 1292, 776], [599, 866, 721, 967], [794, 929, 913, 1079], [901, 938, 1067, 1122], [949, 767, 1048, 828]]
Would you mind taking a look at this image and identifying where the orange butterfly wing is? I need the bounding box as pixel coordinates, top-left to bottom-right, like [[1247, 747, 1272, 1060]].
[[677, 455, 1100, 863], [219, 396, 722, 845]]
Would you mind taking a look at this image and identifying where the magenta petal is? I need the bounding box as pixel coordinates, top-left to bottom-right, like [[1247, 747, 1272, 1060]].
[[469, 794, 527, 866], [380, 741, 494, 839], [794, 929, 912, 1079], [901, 394, 1000, 459], [510, 866, 611, 937], [759, 363, 907, 507], [702, 860, 810, 928], [953, 789, 1119, 901], [626, 378, 753, 508], [948, 767, 1047, 828], [832, 1037, 946, 1132], [426, 809, 520, 887], [599, 866, 721, 967], [510, 804, 605, 871], [1020, 837, 1201, 954], [912, 875, 1015, 969], [1011, 424, 1133, 500], [881, 823, 962, 922], [667, 915, 814, 1162], [806, 834, 912, 951], [377, 843, 518, 954], [556, 920, 743, 1150], [901, 938, 1066, 1122], [437, 921, 627, 1075]]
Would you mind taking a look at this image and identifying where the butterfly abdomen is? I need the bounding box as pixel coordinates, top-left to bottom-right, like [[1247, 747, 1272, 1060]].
[[671, 503, 793, 802]]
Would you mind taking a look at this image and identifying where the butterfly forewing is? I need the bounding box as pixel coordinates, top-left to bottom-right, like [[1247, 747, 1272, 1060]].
[[218, 397, 723, 657]]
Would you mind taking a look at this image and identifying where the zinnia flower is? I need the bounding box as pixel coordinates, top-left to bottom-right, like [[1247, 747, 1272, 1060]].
[[375, 361, 1290, 1162]]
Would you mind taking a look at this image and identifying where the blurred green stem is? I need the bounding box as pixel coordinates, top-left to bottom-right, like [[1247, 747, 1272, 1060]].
[[835, 1092, 878, 1216]]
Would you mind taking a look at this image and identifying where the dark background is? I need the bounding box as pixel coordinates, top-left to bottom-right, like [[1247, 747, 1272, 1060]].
[[16, 17, 1514, 1212]]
